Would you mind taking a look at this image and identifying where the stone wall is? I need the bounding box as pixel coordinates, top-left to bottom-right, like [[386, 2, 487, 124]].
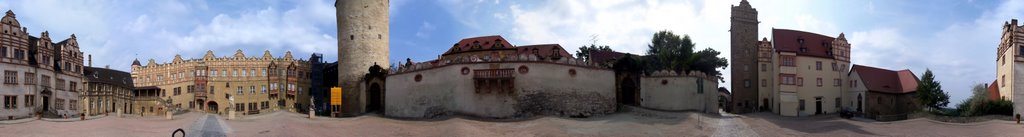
[[385, 62, 615, 119], [638, 70, 719, 113]]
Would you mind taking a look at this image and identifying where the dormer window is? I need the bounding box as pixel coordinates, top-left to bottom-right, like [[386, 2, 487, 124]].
[[799, 47, 807, 53], [797, 38, 805, 45]]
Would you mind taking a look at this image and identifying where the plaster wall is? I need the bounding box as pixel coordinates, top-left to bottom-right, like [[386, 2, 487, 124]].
[[385, 62, 615, 119]]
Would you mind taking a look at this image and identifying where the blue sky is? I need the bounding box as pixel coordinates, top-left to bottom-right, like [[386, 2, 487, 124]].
[[2, 0, 1022, 106]]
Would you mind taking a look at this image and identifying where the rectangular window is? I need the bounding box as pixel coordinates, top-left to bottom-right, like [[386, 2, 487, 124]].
[[41, 75, 49, 87], [781, 56, 796, 66], [237, 86, 243, 95], [263, 69, 267, 76], [816, 78, 823, 87], [221, 70, 227, 77], [834, 79, 841, 87], [0, 46, 6, 58], [4, 95, 16, 109], [24, 72, 34, 85], [3, 70, 16, 84], [24, 95, 34, 107], [799, 99, 805, 111], [235, 103, 244, 111], [761, 64, 767, 72], [70, 100, 77, 110], [261, 85, 267, 94], [14, 49, 24, 60], [744, 80, 751, 88], [831, 62, 838, 71], [815, 61, 822, 70], [780, 74, 796, 85], [210, 86, 215, 94], [761, 79, 767, 87], [56, 79, 65, 90], [250, 86, 255, 94], [797, 77, 804, 86], [70, 82, 77, 92]]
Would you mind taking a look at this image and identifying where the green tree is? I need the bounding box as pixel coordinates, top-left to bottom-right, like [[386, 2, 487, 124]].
[[956, 83, 988, 116], [687, 48, 729, 81], [576, 44, 612, 62], [916, 69, 950, 112], [646, 30, 695, 73]]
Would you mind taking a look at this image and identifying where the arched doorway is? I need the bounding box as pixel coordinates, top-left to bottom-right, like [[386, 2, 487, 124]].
[[42, 90, 52, 112], [366, 83, 383, 113], [207, 101, 219, 113], [619, 77, 637, 106]]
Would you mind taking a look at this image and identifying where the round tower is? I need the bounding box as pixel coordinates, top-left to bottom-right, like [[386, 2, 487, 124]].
[[336, 0, 389, 116]]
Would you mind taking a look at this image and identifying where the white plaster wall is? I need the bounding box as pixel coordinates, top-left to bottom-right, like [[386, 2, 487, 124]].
[[386, 62, 615, 118], [0, 65, 36, 119], [846, 71, 867, 112], [1013, 62, 1024, 116], [639, 76, 719, 113]]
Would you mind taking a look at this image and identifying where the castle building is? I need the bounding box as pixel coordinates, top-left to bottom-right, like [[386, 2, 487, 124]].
[[997, 19, 1024, 117], [82, 65, 133, 116], [847, 64, 919, 121], [385, 35, 719, 119], [0, 10, 85, 119], [336, 0, 390, 117], [730, 0, 760, 113], [757, 29, 851, 116], [130, 50, 312, 115]]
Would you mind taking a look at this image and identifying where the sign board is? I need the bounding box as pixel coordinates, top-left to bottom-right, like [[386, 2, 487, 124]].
[[330, 87, 343, 105]]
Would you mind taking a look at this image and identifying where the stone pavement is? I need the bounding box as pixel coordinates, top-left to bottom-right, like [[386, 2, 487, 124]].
[[187, 114, 231, 137], [712, 110, 760, 137]]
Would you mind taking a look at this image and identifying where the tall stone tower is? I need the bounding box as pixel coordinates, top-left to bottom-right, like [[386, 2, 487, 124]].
[[730, 0, 759, 114], [336, 0, 389, 116]]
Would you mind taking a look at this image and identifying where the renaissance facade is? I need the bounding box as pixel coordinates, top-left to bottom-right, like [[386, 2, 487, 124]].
[[82, 66, 133, 116], [130, 50, 312, 116], [0, 10, 85, 120], [996, 19, 1024, 117]]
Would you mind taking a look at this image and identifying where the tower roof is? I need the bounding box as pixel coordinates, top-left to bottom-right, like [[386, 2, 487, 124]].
[[132, 58, 141, 66]]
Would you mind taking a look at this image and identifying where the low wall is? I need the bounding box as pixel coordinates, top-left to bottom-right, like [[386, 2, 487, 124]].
[[638, 72, 719, 113], [385, 62, 615, 119]]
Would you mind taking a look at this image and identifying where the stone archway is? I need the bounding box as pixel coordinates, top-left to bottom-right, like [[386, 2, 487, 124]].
[[207, 101, 219, 113], [618, 76, 638, 106], [366, 83, 383, 113]]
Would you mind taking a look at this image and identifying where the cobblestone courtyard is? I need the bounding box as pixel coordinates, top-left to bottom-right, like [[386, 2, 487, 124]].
[[0, 109, 1022, 137]]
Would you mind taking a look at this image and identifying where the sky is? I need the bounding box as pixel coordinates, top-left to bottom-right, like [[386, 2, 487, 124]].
[[2, 0, 1022, 106]]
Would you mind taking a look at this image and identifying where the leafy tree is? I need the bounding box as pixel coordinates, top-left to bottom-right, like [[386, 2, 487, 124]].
[[687, 48, 729, 81], [612, 53, 644, 74], [576, 44, 612, 62], [646, 30, 695, 73], [916, 69, 949, 112], [957, 83, 1013, 116], [643, 30, 727, 79]]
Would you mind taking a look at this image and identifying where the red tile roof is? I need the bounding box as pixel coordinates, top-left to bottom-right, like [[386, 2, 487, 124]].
[[771, 29, 837, 58], [443, 35, 516, 55], [988, 79, 1001, 101], [516, 44, 574, 59], [850, 64, 919, 94], [589, 50, 626, 64]]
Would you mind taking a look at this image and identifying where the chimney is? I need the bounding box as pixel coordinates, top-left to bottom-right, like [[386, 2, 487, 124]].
[[105, 65, 109, 69], [1013, 19, 1019, 27], [88, 54, 92, 67]]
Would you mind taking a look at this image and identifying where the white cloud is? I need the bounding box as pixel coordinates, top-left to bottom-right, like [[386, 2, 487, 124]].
[[415, 22, 437, 39]]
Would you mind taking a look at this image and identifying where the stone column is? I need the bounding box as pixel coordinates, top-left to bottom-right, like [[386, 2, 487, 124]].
[[166, 111, 172, 120], [117, 108, 122, 117]]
